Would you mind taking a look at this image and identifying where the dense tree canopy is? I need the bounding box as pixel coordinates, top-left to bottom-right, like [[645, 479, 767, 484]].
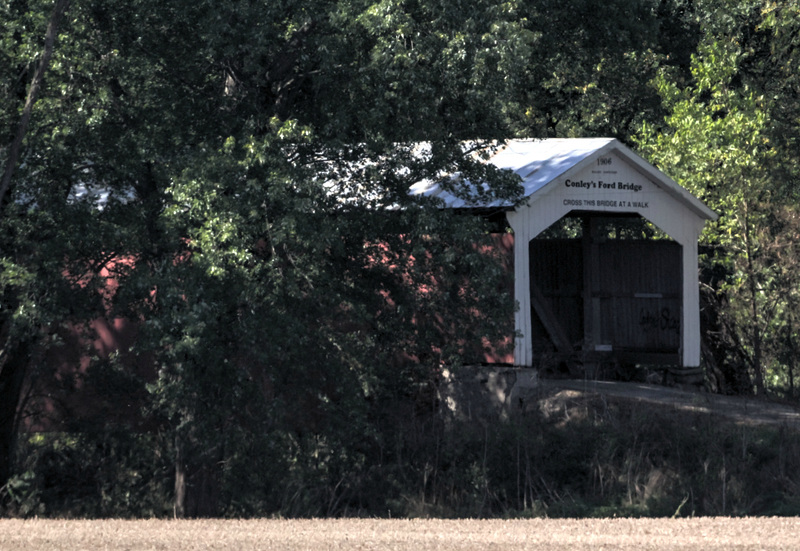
[[1, 0, 799, 517], [636, 0, 800, 394]]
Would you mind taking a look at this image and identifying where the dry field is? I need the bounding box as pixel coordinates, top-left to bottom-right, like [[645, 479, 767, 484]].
[[1, 517, 799, 550]]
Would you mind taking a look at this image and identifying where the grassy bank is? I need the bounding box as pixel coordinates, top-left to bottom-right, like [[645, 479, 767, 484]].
[[4, 387, 800, 518]]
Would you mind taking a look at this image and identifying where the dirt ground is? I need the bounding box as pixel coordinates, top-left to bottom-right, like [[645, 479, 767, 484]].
[[538, 378, 800, 428], [1, 517, 799, 550]]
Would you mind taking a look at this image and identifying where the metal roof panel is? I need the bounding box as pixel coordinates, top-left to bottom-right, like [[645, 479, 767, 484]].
[[409, 138, 717, 221]]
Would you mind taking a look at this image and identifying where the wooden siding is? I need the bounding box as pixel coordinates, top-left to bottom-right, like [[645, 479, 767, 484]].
[[529, 239, 583, 351], [595, 240, 681, 353], [529, 229, 682, 362]]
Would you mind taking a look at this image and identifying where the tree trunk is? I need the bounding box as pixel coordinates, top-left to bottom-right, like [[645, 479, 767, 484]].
[[743, 212, 766, 395], [786, 321, 796, 399], [173, 433, 221, 518], [186, 461, 220, 517], [0, 341, 31, 490], [0, 0, 71, 211], [174, 434, 186, 518]]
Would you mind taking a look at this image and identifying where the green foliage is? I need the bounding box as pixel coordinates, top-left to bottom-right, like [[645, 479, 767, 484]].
[[636, 1, 800, 395], [10, 393, 800, 518], [500, 0, 694, 139], [3, 430, 173, 518], [3, 0, 800, 519]]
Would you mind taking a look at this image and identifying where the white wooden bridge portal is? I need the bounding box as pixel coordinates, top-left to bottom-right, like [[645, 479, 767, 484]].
[[411, 138, 718, 371]]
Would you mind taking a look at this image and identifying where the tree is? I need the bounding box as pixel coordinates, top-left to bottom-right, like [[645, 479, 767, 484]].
[[8, 0, 791, 517], [126, 0, 528, 516], [1, 0, 76, 492], [2, 0, 526, 515], [501, 0, 704, 140], [635, 17, 799, 395], [0, 0, 233, 499]]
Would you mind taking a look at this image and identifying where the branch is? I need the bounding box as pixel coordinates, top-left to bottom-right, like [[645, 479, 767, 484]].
[[0, 0, 71, 213]]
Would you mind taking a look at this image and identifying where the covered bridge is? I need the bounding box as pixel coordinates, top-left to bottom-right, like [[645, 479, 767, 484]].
[[411, 138, 718, 371]]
